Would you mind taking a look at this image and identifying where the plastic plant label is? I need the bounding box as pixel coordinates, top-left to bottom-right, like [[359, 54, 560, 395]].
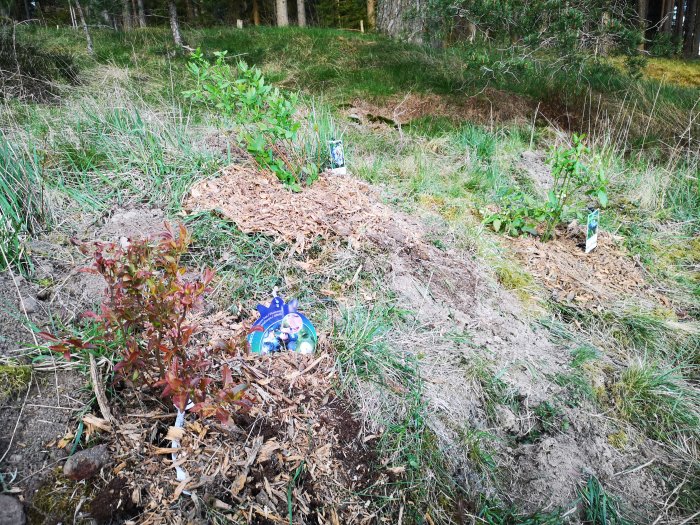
[[585, 209, 599, 253], [247, 297, 317, 354], [328, 139, 347, 175]]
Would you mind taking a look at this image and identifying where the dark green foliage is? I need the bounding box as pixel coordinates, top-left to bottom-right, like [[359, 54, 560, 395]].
[[315, 0, 366, 29]]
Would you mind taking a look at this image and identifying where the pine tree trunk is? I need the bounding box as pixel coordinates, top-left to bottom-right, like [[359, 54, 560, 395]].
[[169, 0, 182, 46], [297, 0, 306, 27], [74, 0, 93, 54], [673, 0, 685, 40], [276, 0, 288, 26], [683, 0, 698, 56], [136, 0, 146, 27], [662, 0, 674, 32], [253, 0, 260, 25], [131, 0, 138, 27], [377, 0, 426, 43], [637, 0, 648, 49], [695, 1, 700, 55], [122, 0, 132, 30], [367, 0, 376, 29]]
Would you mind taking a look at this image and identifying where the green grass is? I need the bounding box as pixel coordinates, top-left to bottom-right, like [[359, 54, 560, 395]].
[[578, 476, 631, 525], [0, 132, 47, 272], [613, 359, 700, 443], [332, 304, 456, 521]]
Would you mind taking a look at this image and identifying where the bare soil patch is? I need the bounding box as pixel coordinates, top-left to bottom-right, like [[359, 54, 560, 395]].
[[345, 90, 536, 129]]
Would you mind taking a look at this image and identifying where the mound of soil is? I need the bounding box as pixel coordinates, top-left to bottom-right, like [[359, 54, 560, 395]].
[[0, 27, 79, 100], [184, 164, 669, 519]]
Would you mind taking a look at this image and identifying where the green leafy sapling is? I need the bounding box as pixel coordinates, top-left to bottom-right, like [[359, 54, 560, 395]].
[[542, 133, 608, 241], [485, 134, 608, 241], [184, 49, 309, 189]]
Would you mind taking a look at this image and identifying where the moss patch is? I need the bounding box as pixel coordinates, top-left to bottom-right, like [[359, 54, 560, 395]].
[[0, 364, 31, 404], [27, 469, 93, 525]]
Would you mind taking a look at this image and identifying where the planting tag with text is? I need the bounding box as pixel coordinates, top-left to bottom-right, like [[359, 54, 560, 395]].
[[248, 297, 317, 354], [585, 209, 599, 253], [328, 139, 347, 175]]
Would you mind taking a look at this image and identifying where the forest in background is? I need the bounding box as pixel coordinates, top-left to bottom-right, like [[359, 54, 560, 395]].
[[2, 0, 700, 58]]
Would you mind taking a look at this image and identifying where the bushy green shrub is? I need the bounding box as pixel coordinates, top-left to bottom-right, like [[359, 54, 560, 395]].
[[184, 49, 319, 189]]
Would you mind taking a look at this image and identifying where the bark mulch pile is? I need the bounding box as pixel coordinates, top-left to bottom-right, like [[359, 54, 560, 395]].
[[75, 314, 382, 524], [510, 230, 671, 310], [185, 165, 422, 253]]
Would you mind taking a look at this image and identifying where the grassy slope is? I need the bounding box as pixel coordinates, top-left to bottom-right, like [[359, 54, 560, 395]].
[[2, 25, 700, 523]]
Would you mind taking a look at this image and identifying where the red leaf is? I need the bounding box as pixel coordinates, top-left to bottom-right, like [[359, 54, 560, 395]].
[[173, 393, 188, 411], [37, 331, 60, 342], [222, 365, 233, 387]]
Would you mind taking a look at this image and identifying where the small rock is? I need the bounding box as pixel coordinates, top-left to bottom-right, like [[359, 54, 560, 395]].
[[63, 444, 110, 481], [7, 454, 22, 464], [20, 296, 38, 314], [0, 494, 26, 525]]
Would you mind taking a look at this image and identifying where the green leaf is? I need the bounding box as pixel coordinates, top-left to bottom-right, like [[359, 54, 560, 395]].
[[597, 190, 608, 207], [493, 219, 502, 232]]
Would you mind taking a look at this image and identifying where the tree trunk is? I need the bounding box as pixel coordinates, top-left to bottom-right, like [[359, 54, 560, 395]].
[[122, 0, 132, 30], [367, 0, 376, 29], [637, 0, 648, 49], [377, 0, 426, 43], [695, 0, 700, 55], [683, 0, 698, 56], [252, 0, 260, 25], [74, 0, 93, 54], [136, 0, 146, 27], [169, 0, 182, 46], [662, 0, 674, 32], [297, 0, 306, 27], [673, 0, 685, 40], [131, 0, 138, 27], [276, 0, 288, 26], [22, 0, 30, 20], [185, 0, 193, 22]]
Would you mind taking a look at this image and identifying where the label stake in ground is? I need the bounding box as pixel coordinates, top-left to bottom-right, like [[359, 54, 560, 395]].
[[585, 208, 599, 253], [248, 297, 317, 354], [328, 139, 347, 175]]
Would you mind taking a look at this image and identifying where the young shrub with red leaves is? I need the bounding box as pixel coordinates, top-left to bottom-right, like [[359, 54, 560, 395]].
[[41, 223, 252, 423]]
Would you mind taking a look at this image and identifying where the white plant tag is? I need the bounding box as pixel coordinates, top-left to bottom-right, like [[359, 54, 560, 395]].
[[585, 209, 599, 253], [328, 139, 347, 175]]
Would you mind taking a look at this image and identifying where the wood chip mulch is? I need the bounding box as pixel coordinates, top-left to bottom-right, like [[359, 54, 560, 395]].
[[83, 314, 383, 524], [511, 232, 671, 310], [185, 165, 422, 253]]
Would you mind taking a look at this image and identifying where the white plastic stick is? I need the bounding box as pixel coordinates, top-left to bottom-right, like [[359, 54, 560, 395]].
[[171, 401, 195, 495]]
